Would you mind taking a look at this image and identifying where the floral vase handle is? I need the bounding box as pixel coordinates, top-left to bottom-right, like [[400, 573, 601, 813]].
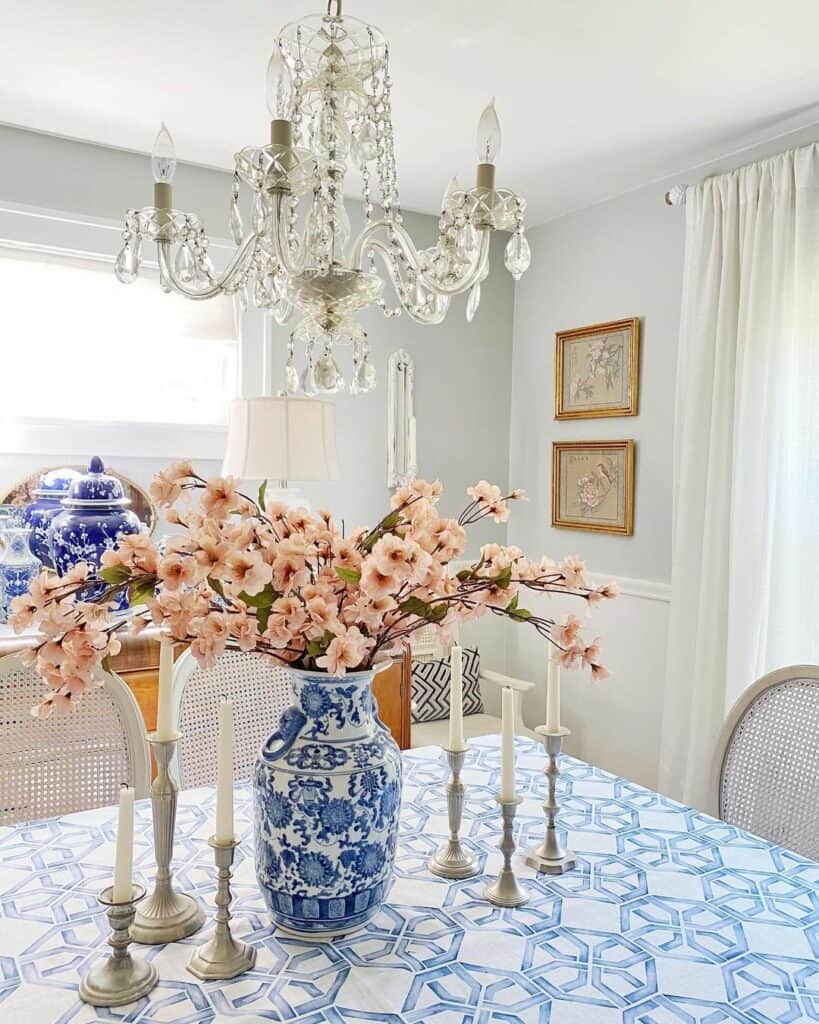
[[261, 707, 307, 762]]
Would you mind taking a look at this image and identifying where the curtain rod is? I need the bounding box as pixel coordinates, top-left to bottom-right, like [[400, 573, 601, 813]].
[[664, 185, 687, 206]]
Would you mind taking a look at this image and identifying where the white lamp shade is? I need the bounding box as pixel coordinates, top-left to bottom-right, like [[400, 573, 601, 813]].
[[222, 396, 339, 482]]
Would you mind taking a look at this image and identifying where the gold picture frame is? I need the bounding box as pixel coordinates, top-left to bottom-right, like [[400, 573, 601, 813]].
[[552, 440, 635, 535], [555, 317, 640, 420]]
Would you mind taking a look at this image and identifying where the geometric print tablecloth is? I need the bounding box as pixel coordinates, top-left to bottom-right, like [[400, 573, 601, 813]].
[[1, 734, 818, 1023]]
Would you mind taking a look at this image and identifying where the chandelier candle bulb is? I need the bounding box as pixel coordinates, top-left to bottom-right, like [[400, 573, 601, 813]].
[[112, 785, 135, 903], [500, 686, 517, 801], [448, 643, 466, 751], [215, 699, 235, 844], [546, 660, 561, 733], [155, 638, 175, 741]]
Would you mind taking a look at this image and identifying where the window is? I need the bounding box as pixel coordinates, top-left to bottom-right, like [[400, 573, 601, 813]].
[[0, 249, 238, 429]]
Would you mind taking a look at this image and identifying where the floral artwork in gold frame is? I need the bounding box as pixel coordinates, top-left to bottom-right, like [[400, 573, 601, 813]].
[[555, 317, 639, 419], [552, 440, 634, 535]]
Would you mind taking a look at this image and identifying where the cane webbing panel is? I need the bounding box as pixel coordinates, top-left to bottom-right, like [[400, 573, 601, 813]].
[[177, 651, 292, 790], [720, 677, 819, 859], [1, 663, 139, 826]]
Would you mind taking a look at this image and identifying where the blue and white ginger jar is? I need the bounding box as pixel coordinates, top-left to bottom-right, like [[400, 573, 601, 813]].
[[254, 666, 402, 936], [0, 526, 40, 623], [48, 457, 142, 610], [23, 467, 81, 568]]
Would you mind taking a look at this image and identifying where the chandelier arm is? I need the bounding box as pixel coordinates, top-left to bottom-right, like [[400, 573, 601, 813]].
[[365, 239, 449, 325], [353, 220, 491, 297], [156, 234, 258, 300]]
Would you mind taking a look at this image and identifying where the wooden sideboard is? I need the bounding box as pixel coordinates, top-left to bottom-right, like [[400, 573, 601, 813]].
[[1, 630, 413, 751]]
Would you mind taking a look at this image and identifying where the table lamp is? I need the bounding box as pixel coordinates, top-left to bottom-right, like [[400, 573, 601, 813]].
[[222, 396, 339, 509]]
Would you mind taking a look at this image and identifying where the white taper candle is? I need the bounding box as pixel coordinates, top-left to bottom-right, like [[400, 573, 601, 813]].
[[215, 697, 235, 843], [546, 659, 561, 733], [155, 637, 175, 740], [448, 643, 466, 751], [500, 686, 516, 800], [112, 784, 135, 902]]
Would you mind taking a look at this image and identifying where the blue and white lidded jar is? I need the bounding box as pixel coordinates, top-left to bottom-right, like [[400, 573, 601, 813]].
[[0, 526, 41, 623], [22, 467, 81, 568], [254, 666, 402, 937], [48, 457, 142, 610]]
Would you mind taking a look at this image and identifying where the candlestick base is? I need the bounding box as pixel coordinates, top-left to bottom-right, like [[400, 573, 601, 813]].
[[131, 889, 205, 945], [524, 728, 576, 876], [79, 885, 158, 1007], [428, 746, 480, 880], [186, 837, 256, 981], [485, 796, 528, 907]]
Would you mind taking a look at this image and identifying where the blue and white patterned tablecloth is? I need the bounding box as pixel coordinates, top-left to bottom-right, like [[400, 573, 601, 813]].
[[1, 735, 818, 1023]]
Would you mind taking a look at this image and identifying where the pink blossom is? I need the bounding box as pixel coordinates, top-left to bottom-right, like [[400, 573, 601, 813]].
[[590, 662, 610, 682], [224, 549, 273, 597], [560, 555, 587, 589], [157, 553, 197, 592], [467, 480, 503, 504], [360, 560, 400, 600], [316, 626, 373, 675], [200, 476, 240, 521], [553, 614, 583, 648], [150, 471, 182, 507]]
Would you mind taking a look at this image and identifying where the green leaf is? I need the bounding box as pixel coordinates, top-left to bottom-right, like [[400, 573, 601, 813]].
[[427, 603, 448, 623], [399, 596, 431, 618], [100, 565, 131, 585], [128, 581, 155, 607], [334, 566, 361, 585], [239, 584, 278, 609], [382, 510, 400, 530], [399, 596, 447, 624], [258, 479, 268, 509], [493, 565, 513, 590], [507, 607, 531, 622], [257, 605, 273, 633], [505, 592, 519, 613], [101, 655, 112, 674], [208, 576, 226, 599], [307, 638, 327, 658]]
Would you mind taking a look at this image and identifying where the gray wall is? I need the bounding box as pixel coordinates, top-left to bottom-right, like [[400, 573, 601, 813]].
[[505, 123, 819, 787], [507, 121, 819, 587], [0, 125, 515, 555]]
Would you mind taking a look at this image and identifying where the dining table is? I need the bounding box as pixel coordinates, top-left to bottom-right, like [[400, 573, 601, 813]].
[[1, 733, 817, 1023]]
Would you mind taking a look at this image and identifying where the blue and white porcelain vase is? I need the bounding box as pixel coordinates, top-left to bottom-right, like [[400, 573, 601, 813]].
[[0, 526, 41, 623], [22, 467, 81, 568], [48, 457, 142, 610], [254, 666, 402, 936]]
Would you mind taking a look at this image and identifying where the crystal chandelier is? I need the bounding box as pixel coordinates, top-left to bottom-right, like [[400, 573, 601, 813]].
[[115, 0, 531, 396]]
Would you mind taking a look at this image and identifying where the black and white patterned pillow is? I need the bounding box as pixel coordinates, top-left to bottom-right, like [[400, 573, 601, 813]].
[[411, 647, 484, 723]]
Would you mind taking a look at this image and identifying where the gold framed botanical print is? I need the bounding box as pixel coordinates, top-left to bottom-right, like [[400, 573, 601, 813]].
[[552, 440, 635, 535], [554, 317, 639, 419]]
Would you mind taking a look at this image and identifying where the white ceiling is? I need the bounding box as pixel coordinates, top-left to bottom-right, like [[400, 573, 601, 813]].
[[3, 0, 819, 224]]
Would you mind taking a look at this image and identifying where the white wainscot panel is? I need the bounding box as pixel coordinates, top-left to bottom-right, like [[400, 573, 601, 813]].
[[483, 573, 671, 792]]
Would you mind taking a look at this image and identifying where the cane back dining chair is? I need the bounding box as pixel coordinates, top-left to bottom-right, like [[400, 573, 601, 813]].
[[172, 648, 293, 790], [0, 654, 149, 826], [714, 664, 819, 859], [409, 623, 537, 747]]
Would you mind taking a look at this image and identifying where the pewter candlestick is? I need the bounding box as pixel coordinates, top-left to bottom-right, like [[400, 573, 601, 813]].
[[79, 884, 158, 1007], [428, 746, 479, 879], [131, 732, 205, 944], [187, 837, 256, 981], [525, 726, 576, 874], [485, 795, 528, 906]]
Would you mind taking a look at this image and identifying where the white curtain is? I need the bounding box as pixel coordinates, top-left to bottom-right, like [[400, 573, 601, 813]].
[[659, 144, 819, 811]]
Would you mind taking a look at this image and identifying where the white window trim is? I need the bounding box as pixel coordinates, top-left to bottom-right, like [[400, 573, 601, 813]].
[[0, 201, 242, 461]]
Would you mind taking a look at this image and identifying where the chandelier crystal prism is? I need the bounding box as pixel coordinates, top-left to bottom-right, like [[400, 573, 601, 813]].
[[115, 0, 531, 395]]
